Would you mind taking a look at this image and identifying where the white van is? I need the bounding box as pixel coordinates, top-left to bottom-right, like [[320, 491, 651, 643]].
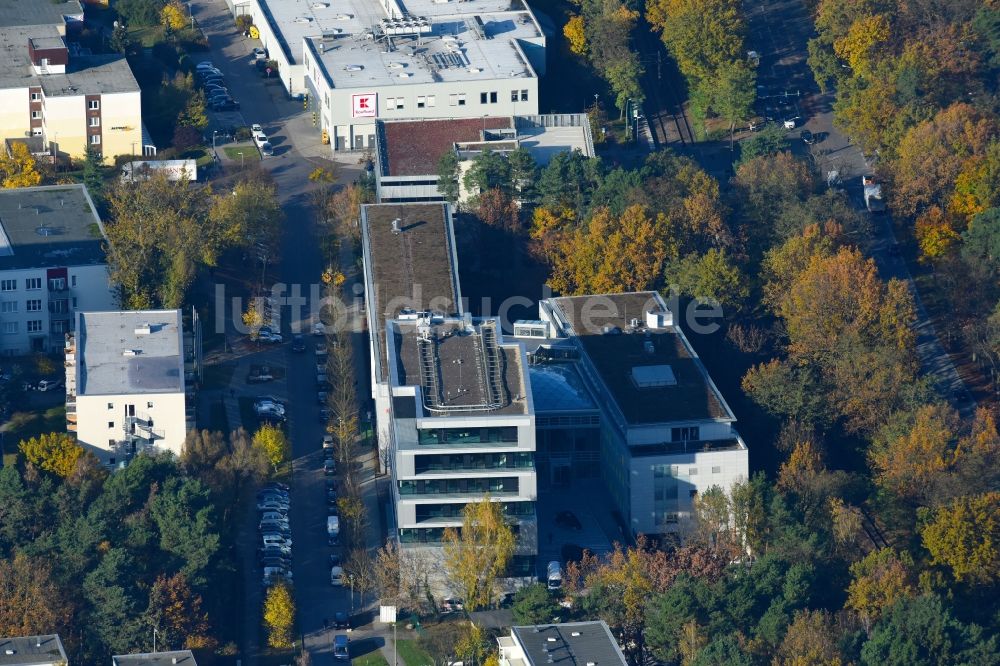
[[546, 561, 562, 590]]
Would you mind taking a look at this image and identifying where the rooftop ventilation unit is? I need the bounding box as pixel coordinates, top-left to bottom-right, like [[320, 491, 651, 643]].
[[645, 308, 673, 329], [571, 632, 582, 637], [391, 218, 402, 234], [123, 349, 141, 357], [135, 324, 151, 335]]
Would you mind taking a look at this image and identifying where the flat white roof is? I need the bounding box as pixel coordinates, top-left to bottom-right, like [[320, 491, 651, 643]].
[[77, 310, 184, 396], [310, 16, 536, 89], [257, 0, 540, 67]]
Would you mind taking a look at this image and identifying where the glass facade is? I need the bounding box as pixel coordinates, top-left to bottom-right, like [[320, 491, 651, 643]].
[[398, 523, 523, 544], [414, 451, 533, 473], [417, 426, 518, 446], [415, 501, 535, 522], [398, 477, 520, 496]]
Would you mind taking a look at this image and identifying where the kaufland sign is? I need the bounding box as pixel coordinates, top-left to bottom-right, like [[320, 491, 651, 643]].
[[352, 93, 377, 118]]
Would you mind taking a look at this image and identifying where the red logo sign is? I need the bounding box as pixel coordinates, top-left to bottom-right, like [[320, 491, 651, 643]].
[[352, 93, 376, 118]]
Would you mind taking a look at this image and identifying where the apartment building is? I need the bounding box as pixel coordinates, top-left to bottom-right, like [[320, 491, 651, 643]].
[[66, 309, 197, 466], [0, 635, 68, 666], [386, 314, 538, 585], [532, 292, 750, 536], [0, 20, 144, 164], [0, 184, 116, 356]]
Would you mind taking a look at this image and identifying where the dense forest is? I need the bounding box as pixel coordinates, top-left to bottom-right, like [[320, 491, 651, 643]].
[[0, 431, 269, 663]]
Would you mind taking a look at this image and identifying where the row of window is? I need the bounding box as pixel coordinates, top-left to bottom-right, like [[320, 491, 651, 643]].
[[413, 451, 534, 473], [0, 276, 76, 292], [1, 298, 74, 314], [1, 321, 43, 334], [414, 501, 535, 522], [417, 426, 519, 446], [383, 90, 530, 111], [653, 464, 723, 478], [398, 476, 520, 496], [29, 93, 100, 110]]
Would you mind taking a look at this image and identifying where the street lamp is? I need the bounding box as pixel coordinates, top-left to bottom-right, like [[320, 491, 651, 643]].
[[349, 575, 355, 612], [237, 151, 244, 168]]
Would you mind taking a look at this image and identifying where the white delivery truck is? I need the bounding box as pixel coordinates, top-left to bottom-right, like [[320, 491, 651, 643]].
[[862, 175, 886, 213], [121, 159, 198, 182], [327, 515, 340, 546], [547, 560, 562, 590]]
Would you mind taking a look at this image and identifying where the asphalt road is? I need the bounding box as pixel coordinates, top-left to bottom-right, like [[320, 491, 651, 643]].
[[744, 0, 974, 416], [189, 1, 380, 663]]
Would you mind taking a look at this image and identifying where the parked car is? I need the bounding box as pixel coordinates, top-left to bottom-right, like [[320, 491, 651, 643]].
[[313, 322, 326, 337], [252, 47, 267, 60], [258, 330, 283, 343], [257, 499, 289, 511], [248, 367, 274, 383], [211, 99, 240, 111], [317, 391, 328, 404], [291, 334, 305, 352], [259, 141, 274, 157], [324, 460, 336, 476], [36, 379, 63, 392], [330, 565, 344, 586], [800, 129, 815, 144], [315, 342, 328, 355], [333, 634, 350, 661], [333, 611, 350, 629], [319, 408, 331, 424], [262, 534, 291, 549], [259, 545, 291, 559]]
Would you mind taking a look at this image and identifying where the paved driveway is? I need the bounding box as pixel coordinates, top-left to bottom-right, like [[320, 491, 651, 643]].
[[190, 1, 386, 663]]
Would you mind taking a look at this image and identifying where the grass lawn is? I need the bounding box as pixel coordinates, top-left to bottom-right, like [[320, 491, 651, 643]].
[[2, 405, 67, 446], [224, 146, 261, 162], [395, 640, 433, 666], [129, 25, 165, 48], [352, 653, 390, 666], [179, 147, 215, 169]]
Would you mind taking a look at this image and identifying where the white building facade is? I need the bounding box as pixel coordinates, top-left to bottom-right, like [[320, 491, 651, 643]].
[[536, 292, 750, 537], [386, 315, 538, 587], [0, 185, 115, 356], [0, 23, 144, 164], [66, 310, 193, 466]]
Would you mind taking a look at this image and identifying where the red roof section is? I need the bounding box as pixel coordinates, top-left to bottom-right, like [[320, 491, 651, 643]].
[[382, 117, 512, 176]]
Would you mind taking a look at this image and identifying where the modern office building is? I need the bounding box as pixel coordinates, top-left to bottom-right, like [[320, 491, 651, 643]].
[[65, 309, 198, 466], [360, 202, 537, 591], [233, 0, 545, 152], [0, 22, 146, 163], [385, 313, 538, 585], [0, 635, 69, 666], [373, 115, 595, 203], [498, 622, 628, 666], [530, 292, 749, 536], [360, 202, 462, 458], [0, 184, 116, 356]]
